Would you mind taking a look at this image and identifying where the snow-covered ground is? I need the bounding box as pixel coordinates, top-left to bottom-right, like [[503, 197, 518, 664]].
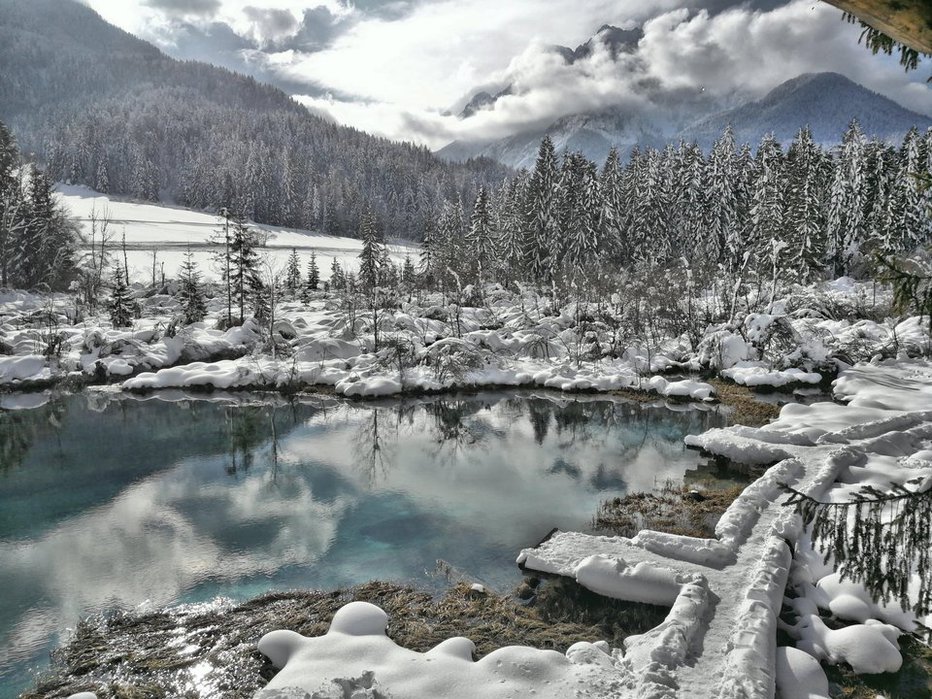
[[56, 185, 418, 283]]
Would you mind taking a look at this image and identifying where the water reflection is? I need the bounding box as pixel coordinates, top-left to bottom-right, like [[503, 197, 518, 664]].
[[0, 390, 724, 695]]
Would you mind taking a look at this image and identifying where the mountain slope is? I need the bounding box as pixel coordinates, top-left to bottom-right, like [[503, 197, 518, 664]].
[[440, 71, 930, 168], [678, 72, 932, 149], [0, 0, 509, 238]]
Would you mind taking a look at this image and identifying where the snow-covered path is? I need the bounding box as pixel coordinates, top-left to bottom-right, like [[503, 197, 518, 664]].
[[518, 358, 932, 698]]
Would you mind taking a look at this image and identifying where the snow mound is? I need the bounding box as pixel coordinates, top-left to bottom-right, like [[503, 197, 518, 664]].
[[722, 361, 822, 388], [255, 601, 625, 699], [775, 646, 829, 699], [0, 355, 50, 382], [796, 615, 902, 675]]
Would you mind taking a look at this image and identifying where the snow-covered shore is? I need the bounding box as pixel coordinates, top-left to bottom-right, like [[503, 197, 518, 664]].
[[2, 275, 928, 404]]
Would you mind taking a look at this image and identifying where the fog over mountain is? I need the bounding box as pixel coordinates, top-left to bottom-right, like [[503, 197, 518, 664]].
[[441, 70, 932, 168]]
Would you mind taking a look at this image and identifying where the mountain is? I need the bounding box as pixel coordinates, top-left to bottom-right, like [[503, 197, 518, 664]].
[[678, 72, 932, 150], [442, 109, 666, 170], [0, 0, 509, 238], [440, 70, 930, 168], [455, 24, 642, 121]]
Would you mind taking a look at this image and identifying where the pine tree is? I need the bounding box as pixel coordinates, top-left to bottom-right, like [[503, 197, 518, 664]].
[[229, 217, 262, 323], [418, 214, 439, 288], [466, 185, 496, 283], [303, 251, 320, 300], [890, 128, 929, 255], [672, 141, 705, 264], [599, 147, 624, 261], [109, 264, 135, 327], [524, 136, 559, 284], [827, 120, 868, 276], [784, 127, 829, 282], [177, 250, 207, 325], [497, 176, 526, 282], [401, 254, 416, 287], [357, 207, 384, 290], [748, 133, 786, 274], [435, 200, 465, 291], [330, 258, 346, 290], [285, 247, 301, 293], [13, 165, 48, 288], [704, 126, 739, 268]]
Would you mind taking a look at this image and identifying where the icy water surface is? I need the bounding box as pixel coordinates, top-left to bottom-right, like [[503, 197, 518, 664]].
[[0, 390, 725, 696]]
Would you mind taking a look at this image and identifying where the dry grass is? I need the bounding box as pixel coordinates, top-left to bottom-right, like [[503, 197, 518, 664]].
[[593, 480, 746, 539], [707, 378, 781, 427], [22, 580, 668, 699]]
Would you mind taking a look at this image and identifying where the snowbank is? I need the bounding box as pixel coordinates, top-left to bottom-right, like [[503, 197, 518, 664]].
[[253, 601, 626, 699]]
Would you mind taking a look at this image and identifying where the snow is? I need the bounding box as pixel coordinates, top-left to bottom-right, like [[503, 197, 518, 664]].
[[514, 359, 932, 696], [796, 615, 902, 675], [6, 201, 930, 697], [251, 601, 628, 699], [55, 185, 418, 283], [722, 361, 822, 388], [775, 646, 829, 699], [0, 355, 50, 383]]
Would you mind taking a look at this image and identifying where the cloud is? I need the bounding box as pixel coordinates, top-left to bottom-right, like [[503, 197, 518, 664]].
[[86, 0, 930, 150], [272, 6, 346, 52], [289, 0, 929, 149], [242, 6, 298, 44], [143, 0, 221, 16]]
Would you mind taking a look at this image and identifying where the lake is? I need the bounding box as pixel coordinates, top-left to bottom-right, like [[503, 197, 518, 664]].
[[0, 389, 726, 696]]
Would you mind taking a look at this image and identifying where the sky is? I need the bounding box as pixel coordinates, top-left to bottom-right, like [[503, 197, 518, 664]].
[[81, 0, 931, 149]]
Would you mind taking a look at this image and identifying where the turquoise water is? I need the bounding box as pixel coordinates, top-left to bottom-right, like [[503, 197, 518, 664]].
[[0, 390, 724, 696]]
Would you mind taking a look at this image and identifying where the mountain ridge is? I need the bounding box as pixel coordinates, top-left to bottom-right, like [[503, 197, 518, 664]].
[[439, 71, 931, 167]]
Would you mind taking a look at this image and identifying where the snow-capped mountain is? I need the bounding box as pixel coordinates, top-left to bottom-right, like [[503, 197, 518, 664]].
[[454, 25, 643, 122], [678, 72, 932, 150], [440, 67, 930, 168]]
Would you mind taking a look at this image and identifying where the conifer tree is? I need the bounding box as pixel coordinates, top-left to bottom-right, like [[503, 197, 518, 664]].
[[109, 264, 135, 327], [177, 249, 207, 325], [599, 147, 624, 261], [435, 200, 465, 291], [401, 254, 416, 287], [466, 185, 496, 283], [524, 136, 558, 284], [784, 128, 830, 281], [285, 247, 301, 293], [330, 258, 346, 290], [827, 120, 868, 276], [748, 133, 786, 272], [358, 207, 384, 290], [304, 250, 320, 292], [418, 214, 438, 288], [229, 217, 261, 323], [704, 126, 738, 268], [497, 176, 526, 282]]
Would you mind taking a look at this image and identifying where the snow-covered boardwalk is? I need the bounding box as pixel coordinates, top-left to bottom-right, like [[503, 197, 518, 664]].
[[519, 358, 932, 698]]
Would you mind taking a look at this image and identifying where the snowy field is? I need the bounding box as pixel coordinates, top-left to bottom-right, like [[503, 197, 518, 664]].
[[56, 185, 418, 284]]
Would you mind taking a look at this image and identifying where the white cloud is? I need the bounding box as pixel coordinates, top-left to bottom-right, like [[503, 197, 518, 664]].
[[297, 0, 930, 148], [83, 0, 931, 149]]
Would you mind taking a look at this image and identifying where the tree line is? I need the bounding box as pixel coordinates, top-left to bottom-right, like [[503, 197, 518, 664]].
[[418, 123, 932, 295]]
